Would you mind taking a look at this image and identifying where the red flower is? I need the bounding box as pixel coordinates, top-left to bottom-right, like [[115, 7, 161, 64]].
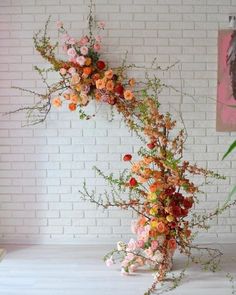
[[171, 206, 182, 217], [69, 103, 77, 111], [96, 60, 106, 70], [147, 142, 156, 150], [123, 154, 132, 161], [114, 83, 124, 95], [168, 238, 177, 250], [129, 177, 137, 187], [183, 197, 193, 209]]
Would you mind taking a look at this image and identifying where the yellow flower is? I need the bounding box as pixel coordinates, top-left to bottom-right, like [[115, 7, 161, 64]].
[[150, 220, 158, 228], [147, 192, 157, 202], [166, 215, 174, 222]]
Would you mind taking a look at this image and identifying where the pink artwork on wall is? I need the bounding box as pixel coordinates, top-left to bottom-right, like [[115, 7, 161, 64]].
[[217, 30, 236, 131]]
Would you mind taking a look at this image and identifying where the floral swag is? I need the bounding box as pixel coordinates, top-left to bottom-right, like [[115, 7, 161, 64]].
[[8, 2, 236, 295]]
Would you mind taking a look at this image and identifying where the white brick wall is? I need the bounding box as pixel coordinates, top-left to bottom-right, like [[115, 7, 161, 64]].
[[0, 0, 236, 244]]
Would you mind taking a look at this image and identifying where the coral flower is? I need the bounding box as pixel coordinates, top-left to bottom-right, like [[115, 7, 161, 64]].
[[83, 67, 92, 76], [70, 93, 79, 104], [70, 73, 81, 86], [52, 97, 62, 107], [69, 103, 77, 111], [96, 79, 106, 89], [123, 154, 132, 161], [124, 90, 134, 101], [105, 69, 113, 80], [168, 238, 177, 250], [106, 80, 114, 91], [156, 222, 166, 234], [149, 182, 160, 193], [129, 177, 137, 187], [129, 78, 136, 87]]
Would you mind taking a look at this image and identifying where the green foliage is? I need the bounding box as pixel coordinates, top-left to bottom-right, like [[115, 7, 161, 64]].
[[222, 140, 236, 160]]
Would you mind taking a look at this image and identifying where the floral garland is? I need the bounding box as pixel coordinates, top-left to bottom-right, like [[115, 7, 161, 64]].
[[9, 2, 236, 294]]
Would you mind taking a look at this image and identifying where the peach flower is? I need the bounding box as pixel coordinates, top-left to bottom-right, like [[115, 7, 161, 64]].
[[96, 79, 106, 89], [59, 68, 67, 75], [124, 90, 134, 100], [70, 73, 81, 86], [70, 93, 79, 104], [106, 80, 114, 91], [156, 222, 166, 234], [52, 97, 62, 107], [104, 69, 113, 80]]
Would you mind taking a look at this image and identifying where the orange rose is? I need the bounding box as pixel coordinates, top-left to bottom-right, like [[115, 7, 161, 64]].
[[156, 221, 166, 233], [83, 66, 92, 76], [106, 80, 114, 91], [124, 90, 134, 100], [149, 182, 161, 193], [70, 93, 79, 104], [96, 79, 106, 89], [104, 69, 113, 80], [68, 103, 77, 111], [167, 238, 177, 250]]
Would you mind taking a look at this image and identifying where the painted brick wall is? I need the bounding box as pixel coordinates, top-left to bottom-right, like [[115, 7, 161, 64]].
[[0, 0, 236, 244]]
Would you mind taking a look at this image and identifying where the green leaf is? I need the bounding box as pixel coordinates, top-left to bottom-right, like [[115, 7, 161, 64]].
[[222, 140, 236, 160], [223, 185, 236, 208]]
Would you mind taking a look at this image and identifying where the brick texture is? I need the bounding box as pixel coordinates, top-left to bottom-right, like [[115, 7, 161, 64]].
[[0, 0, 236, 244]]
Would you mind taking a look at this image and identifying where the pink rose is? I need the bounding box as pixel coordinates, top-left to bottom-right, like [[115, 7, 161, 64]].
[[79, 36, 89, 46], [67, 47, 77, 57], [95, 35, 102, 43], [68, 57, 77, 63], [137, 240, 145, 248], [80, 46, 88, 56], [76, 55, 86, 66], [68, 37, 76, 45], [151, 240, 158, 251], [68, 67, 76, 75], [93, 43, 101, 52]]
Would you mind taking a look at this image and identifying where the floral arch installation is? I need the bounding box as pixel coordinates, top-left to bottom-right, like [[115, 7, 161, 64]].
[[8, 2, 236, 295]]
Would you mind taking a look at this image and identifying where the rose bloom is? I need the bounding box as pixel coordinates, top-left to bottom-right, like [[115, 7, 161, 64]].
[[151, 240, 158, 251], [104, 69, 113, 80], [168, 238, 177, 250], [70, 73, 81, 86], [70, 93, 79, 104], [59, 68, 67, 75], [68, 67, 76, 75], [68, 37, 76, 45], [129, 177, 137, 187], [67, 47, 77, 57], [136, 239, 145, 248], [96, 79, 106, 89], [76, 55, 86, 66], [79, 93, 89, 106], [123, 154, 132, 161], [52, 97, 62, 107], [106, 80, 114, 91], [93, 42, 101, 52], [80, 46, 88, 56], [156, 222, 166, 234], [68, 103, 77, 111], [124, 90, 134, 100], [131, 163, 140, 173], [95, 35, 102, 42], [79, 36, 89, 46], [129, 78, 136, 87]]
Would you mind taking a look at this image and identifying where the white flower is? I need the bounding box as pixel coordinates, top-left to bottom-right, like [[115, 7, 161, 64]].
[[117, 241, 125, 251]]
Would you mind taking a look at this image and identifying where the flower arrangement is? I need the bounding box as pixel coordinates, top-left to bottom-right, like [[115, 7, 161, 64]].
[[8, 1, 236, 294]]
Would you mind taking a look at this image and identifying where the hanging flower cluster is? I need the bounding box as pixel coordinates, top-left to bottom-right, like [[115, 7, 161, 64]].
[[9, 3, 236, 295]]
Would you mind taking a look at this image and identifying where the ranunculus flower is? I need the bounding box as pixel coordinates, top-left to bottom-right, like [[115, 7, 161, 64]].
[[68, 103, 77, 111], [183, 197, 193, 209], [96, 60, 106, 70], [124, 90, 134, 100], [104, 69, 113, 80], [70, 93, 79, 104], [76, 55, 86, 66], [123, 154, 132, 161], [114, 83, 124, 95], [137, 239, 145, 248], [80, 46, 88, 55], [129, 177, 137, 187], [106, 80, 114, 91], [68, 67, 76, 75], [70, 73, 81, 86], [67, 47, 77, 57]]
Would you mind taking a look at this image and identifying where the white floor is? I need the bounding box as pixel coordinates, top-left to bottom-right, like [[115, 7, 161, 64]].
[[0, 244, 235, 295]]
